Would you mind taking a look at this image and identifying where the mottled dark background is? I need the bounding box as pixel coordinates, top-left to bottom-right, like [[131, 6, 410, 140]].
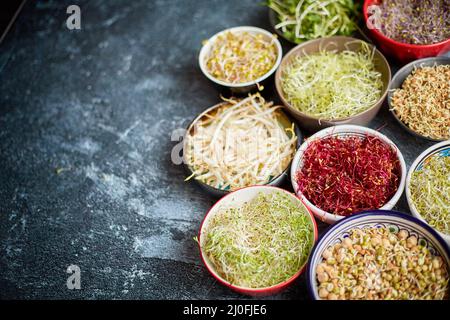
[[0, 0, 441, 299]]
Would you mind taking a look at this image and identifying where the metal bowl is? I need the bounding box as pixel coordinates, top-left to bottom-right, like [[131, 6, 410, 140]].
[[183, 101, 302, 197], [388, 56, 450, 142]]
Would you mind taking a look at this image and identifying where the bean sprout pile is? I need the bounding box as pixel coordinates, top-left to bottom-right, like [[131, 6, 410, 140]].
[[204, 31, 278, 84], [391, 64, 450, 140], [203, 191, 315, 288], [184, 94, 297, 191], [316, 226, 449, 300], [281, 42, 383, 120], [409, 155, 450, 235]]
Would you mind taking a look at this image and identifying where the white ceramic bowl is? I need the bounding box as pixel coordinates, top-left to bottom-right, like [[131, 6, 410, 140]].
[[198, 26, 282, 94], [290, 125, 407, 224], [198, 185, 318, 296], [406, 140, 450, 245]]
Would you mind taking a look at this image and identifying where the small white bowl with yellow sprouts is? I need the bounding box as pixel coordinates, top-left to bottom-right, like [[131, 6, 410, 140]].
[[183, 93, 300, 197], [199, 26, 282, 93]]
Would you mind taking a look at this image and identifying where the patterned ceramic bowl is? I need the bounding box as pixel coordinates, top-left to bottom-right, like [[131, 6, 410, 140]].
[[307, 210, 450, 300], [406, 141, 450, 245]]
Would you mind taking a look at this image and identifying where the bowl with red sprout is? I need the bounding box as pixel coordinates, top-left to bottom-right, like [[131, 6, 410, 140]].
[[290, 125, 407, 224]]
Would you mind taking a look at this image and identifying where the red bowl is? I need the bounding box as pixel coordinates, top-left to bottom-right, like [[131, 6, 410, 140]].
[[363, 0, 450, 64], [198, 185, 318, 296]]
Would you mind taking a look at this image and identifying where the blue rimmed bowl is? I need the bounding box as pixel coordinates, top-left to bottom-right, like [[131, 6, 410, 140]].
[[306, 210, 450, 300], [406, 141, 450, 245]]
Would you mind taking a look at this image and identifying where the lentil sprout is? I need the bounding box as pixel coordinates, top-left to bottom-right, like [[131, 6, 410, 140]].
[[316, 226, 449, 300], [391, 64, 450, 140]]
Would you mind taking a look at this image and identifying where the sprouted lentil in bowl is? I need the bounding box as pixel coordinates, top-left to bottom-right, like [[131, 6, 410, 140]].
[[201, 191, 315, 288], [280, 42, 383, 120], [295, 135, 401, 216], [184, 93, 297, 191], [391, 64, 450, 140], [267, 0, 359, 44], [316, 226, 449, 300], [409, 154, 450, 236], [372, 0, 450, 45], [203, 31, 278, 84]]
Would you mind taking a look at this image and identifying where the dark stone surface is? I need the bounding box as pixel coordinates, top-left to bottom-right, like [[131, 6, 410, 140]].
[[0, 0, 439, 299]]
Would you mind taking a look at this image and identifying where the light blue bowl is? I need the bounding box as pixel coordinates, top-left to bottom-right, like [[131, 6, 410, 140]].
[[306, 210, 450, 300]]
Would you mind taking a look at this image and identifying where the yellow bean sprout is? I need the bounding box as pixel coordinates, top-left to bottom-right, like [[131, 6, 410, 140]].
[[184, 94, 297, 191]]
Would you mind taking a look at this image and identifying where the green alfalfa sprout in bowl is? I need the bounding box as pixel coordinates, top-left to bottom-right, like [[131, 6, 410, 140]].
[[280, 41, 383, 120], [201, 191, 315, 289], [409, 154, 450, 236]]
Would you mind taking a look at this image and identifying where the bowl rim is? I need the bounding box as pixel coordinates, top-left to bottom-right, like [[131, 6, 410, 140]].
[[198, 185, 318, 294], [183, 100, 302, 195], [405, 140, 450, 243], [387, 56, 450, 142], [290, 125, 407, 224], [198, 26, 282, 88], [275, 36, 391, 123], [363, 0, 450, 49], [306, 209, 450, 300]]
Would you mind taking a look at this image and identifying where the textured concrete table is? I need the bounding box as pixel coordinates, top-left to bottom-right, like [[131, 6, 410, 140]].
[[0, 0, 436, 299]]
